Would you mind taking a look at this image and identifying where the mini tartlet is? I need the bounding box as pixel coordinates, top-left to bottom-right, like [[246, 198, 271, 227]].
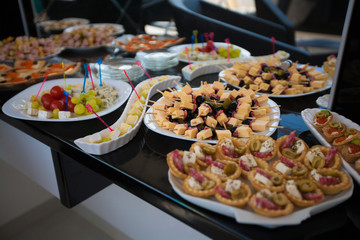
[[332, 128, 360, 147], [285, 179, 324, 207], [276, 131, 309, 162], [248, 189, 294, 217], [246, 135, 278, 162], [313, 109, 333, 130], [309, 169, 351, 195], [322, 121, 347, 143], [340, 138, 360, 163], [190, 142, 217, 167], [206, 159, 241, 181], [248, 168, 286, 192], [271, 157, 308, 180], [167, 149, 200, 179], [215, 137, 246, 162], [304, 145, 342, 171], [183, 168, 221, 198], [214, 179, 252, 208], [239, 153, 269, 179]]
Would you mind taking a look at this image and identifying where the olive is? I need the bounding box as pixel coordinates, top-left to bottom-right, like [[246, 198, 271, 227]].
[[239, 80, 245, 87], [230, 126, 237, 134], [242, 119, 251, 125], [350, 138, 360, 146], [214, 106, 224, 115], [202, 145, 216, 155], [234, 146, 246, 155], [311, 156, 325, 169], [223, 98, 232, 110], [292, 164, 307, 176], [328, 121, 340, 128], [223, 163, 237, 175], [272, 192, 288, 206], [297, 179, 315, 192], [204, 102, 213, 110], [168, 115, 174, 122], [197, 123, 205, 132], [228, 101, 238, 111], [271, 175, 284, 186], [281, 147, 298, 159], [315, 111, 326, 118], [322, 171, 339, 177], [231, 188, 247, 200], [201, 179, 216, 190], [226, 110, 233, 118], [250, 139, 261, 152], [344, 128, 357, 136], [196, 95, 205, 105], [184, 162, 195, 174], [261, 64, 270, 72]]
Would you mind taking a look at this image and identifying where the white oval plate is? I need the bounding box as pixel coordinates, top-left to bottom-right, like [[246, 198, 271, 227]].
[[144, 89, 281, 144], [168, 42, 251, 63], [301, 108, 360, 184], [169, 170, 353, 228], [218, 65, 332, 98], [316, 94, 330, 108], [2, 78, 132, 122], [64, 23, 124, 36]]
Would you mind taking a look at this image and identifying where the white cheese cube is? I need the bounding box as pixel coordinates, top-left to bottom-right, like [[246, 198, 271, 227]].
[[58, 111, 71, 119], [38, 110, 52, 119]]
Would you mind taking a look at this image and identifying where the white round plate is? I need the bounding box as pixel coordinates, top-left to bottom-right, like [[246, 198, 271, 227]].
[[316, 94, 330, 108], [2, 78, 132, 122], [168, 42, 251, 63], [64, 23, 124, 36]]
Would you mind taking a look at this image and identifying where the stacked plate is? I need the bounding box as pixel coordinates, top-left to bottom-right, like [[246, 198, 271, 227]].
[[135, 50, 179, 71], [89, 59, 144, 81]]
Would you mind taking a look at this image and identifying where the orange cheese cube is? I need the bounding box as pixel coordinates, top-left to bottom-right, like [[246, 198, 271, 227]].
[[198, 105, 210, 116], [220, 92, 230, 101], [252, 108, 267, 118], [212, 81, 225, 90], [172, 110, 185, 119], [180, 101, 194, 110], [239, 95, 252, 104], [227, 117, 241, 127], [216, 112, 228, 126], [255, 94, 268, 105], [196, 128, 213, 140], [216, 130, 232, 140], [190, 116, 204, 126], [173, 124, 187, 135], [185, 128, 198, 139], [251, 120, 269, 132], [235, 125, 253, 138], [181, 84, 193, 94], [205, 116, 217, 128]]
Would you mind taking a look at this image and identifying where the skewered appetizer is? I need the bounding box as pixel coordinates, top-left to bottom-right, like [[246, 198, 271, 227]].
[[183, 168, 221, 198], [304, 145, 342, 170], [322, 55, 336, 77], [214, 179, 252, 208], [284, 179, 324, 207], [271, 156, 308, 180], [149, 81, 281, 141], [221, 59, 330, 95], [276, 130, 309, 162], [248, 189, 294, 217], [313, 109, 333, 130], [340, 138, 360, 163], [309, 169, 351, 195], [322, 121, 347, 143], [246, 135, 277, 161]]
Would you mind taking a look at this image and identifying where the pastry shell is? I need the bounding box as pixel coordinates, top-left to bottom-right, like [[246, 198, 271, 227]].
[[332, 130, 360, 146], [215, 137, 246, 162], [206, 159, 242, 181], [313, 114, 333, 130], [248, 169, 286, 192], [322, 123, 347, 143], [285, 181, 324, 207], [310, 169, 351, 195], [248, 194, 294, 218], [167, 150, 199, 179], [304, 145, 342, 171], [190, 142, 217, 167], [271, 160, 308, 180], [276, 136, 309, 162], [214, 182, 252, 208], [246, 135, 278, 162], [183, 171, 221, 198], [341, 142, 360, 163]]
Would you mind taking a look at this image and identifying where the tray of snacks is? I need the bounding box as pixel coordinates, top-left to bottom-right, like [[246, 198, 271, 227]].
[[0, 58, 81, 89], [74, 75, 181, 155], [112, 34, 186, 53], [0, 36, 62, 62], [38, 18, 90, 33], [167, 133, 353, 228], [144, 81, 281, 144], [301, 108, 360, 184], [2, 78, 131, 122], [218, 59, 332, 98], [168, 42, 251, 63]]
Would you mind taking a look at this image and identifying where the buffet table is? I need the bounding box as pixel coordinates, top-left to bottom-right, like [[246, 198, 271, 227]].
[[1, 53, 360, 239]]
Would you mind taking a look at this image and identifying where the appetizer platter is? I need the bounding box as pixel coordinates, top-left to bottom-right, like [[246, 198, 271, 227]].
[[2, 78, 131, 122], [301, 108, 360, 184], [112, 34, 186, 53], [168, 42, 251, 63], [144, 81, 281, 144], [0, 36, 62, 62], [0, 59, 81, 88], [74, 75, 181, 155], [38, 18, 90, 32], [218, 59, 332, 98], [167, 134, 353, 228]]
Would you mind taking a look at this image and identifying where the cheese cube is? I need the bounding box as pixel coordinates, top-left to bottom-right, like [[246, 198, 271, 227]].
[[259, 82, 270, 91], [109, 129, 121, 140], [205, 116, 217, 128], [255, 94, 268, 105], [185, 128, 198, 139], [237, 102, 251, 112], [198, 105, 210, 116], [234, 111, 248, 120], [229, 90, 240, 99], [284, 88, 297, 95], [235, 125, 253, 138], [216, 130, 232, 140], [239, 95, 252, 104], [227, 74, 240, 86], [163, 121, 176, 130], [38, 110, 52, 119], [279, 80, 289, 86], [173, 124, 187, 135], [27, 108, 38, 116], [243, 76, 253, 85], [196, 128, 213, 140], [89, 133, 102, 143], [179, 94, 193, 103], [303, 87, 314, 93], [212, 81, 225, 90], [249, 84, 259, 91], [227, 117, 241, 127], [163, 90, 175, 99], [172, 110, 185, 119], [58, 111, 71, 119], [252, 108, 267, 118], [173, 101, 181, 109], [310, 81, 326, 89], [192, 89, 202, 97], [271, 84, 285, 94], [120, 123, 132, 133], [290, 73, 302, 82], [270, 79, 279, 87], [254, 77, 263, 85], [190, 116, 204, 126], [220, 92, 230, 101], [251, 120, 269, 132], [181, 84, 193, 94], [248, 66, 260, 76], [180, 101, 194, 110], [216, 88, 225, 98], [261, 72, 273, 80], [216, 112, 228, 125]]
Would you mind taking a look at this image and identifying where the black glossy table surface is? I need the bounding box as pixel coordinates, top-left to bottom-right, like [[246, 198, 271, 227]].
[[1, 55, 359, 240]]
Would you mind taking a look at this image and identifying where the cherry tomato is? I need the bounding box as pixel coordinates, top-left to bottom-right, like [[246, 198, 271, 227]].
[[61, 94, 71, 103], [67, 100, 76, 112], [50, 100, 65, 111], [50, 85, 64, 100], [41, 93, 55, 110]]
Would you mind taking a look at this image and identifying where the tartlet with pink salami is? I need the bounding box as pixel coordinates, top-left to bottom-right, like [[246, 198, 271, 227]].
[[271, 156, 308, 180], [276, 130, 309, 162], [167, 149, 200, 179], [248, 168, 286, 192], [304, 145, 342, 171], [239, 153, 269, 179], [246, 135, 277, 162], [189, 142, 217, 167], [206, 159, 242, 181], [248, 189, 294, 217], [183, 168, 221, 198], [215, 137, 246, 162], [309, 168, 351, 195], [214, 179, 252, 208], [284, 179, 324, 207]]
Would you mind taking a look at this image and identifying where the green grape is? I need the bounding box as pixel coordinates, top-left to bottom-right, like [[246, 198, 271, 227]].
[[52, 108, 60, 119], [31, 101, 39, 108], [87, 99, 97, 108], [74, 104, 85, 115], [80, 92, 87, 101], [140, 91, 148, 99], [95, 97, 102, 106], [92, 104, 100, 113], [101, 137, 111, 142], [88, 90, 96, 96], [71, 96, 80, 104], [39, 106, 45, 111], [30, 95, 37, 101], [230, 49, 241, 58], [86, 95, 96, 101], [66, 84, 72, 90]]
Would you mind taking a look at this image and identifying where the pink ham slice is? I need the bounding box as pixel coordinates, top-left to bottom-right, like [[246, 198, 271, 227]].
[[319, 176, 340, 185], [280, 156, 295, 168], [240, 159, 251, 171], [253, 152, 272, 158], [221, 145, 239, 158], [215, 186, 231, 199], [255, 168, 271, 179], [210, 160, 226, 169], [189, 168, 206, 183], [280, 130, 296, 150], [324, 146, 338, 167], [302, 192, 324, 201], [172, 149, 184, 173], [255, 197, 280, 210]]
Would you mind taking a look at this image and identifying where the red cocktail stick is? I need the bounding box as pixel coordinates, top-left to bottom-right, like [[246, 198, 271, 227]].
[[34, 74, 48, 102], [184, 47, 192, 70], [87, 64, 95, 91], [136, 61, 153, 81], [124, 70, 140, 100], [86, 104, 113, 131]]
